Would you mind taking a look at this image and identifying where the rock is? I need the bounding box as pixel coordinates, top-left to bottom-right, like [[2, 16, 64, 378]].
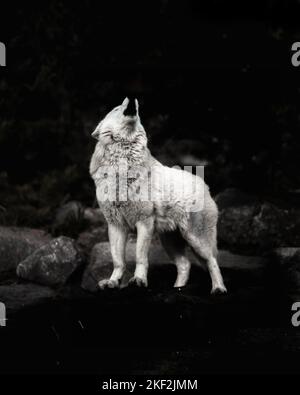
[[81, 241, 267, 292], [0, 226, 51, 274], [218, 204, 264, 252], [82, 241, 185, 292], [77, 227, 108, 257], [271, 247, 300, 264], [218, 200, 300, 253], [81, 242, 136, 292], [76, 208, 108, 256], [0, 283, 56, 313], [52, 201, 85, 237], [83, 207, 106, 227], [17, 236, 84, 287]]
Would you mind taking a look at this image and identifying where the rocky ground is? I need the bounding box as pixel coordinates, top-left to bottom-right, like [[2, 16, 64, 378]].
[[0, 188, 300, 374]]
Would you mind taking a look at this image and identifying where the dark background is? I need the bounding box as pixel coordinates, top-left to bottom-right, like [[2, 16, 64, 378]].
[[0, 0, 300, 378], [0, 0, 300, 229]]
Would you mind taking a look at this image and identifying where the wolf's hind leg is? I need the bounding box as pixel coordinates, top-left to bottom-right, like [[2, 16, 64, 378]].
[[181, 226, 226, 294], [98, 223, 128, 289], [129, 217, 154, 287], [159, 230, 191, 288]]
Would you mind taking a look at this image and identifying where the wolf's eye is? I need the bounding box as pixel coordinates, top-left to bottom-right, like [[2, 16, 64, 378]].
[[101, 130, 112, 136]]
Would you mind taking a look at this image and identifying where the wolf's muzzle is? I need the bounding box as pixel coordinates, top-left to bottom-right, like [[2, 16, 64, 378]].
[[123, 98, 137, 117]]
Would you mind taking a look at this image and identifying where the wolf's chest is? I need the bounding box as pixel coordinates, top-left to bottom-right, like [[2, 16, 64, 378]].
[[99, 198, 154, 229]]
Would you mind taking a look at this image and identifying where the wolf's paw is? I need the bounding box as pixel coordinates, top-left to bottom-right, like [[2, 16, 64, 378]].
[[211, 285, 227, 295], [128, 276, 148, 288], [173, 281, 188, 289], [98, 279, 120, 290]]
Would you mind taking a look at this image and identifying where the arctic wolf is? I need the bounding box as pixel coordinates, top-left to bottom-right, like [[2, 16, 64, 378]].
[[90, 98, 226, 294]]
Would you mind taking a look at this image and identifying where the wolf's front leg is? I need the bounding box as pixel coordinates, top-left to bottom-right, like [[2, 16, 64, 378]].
[[98, 223, 128, 289], [129, 217, 154, 287]]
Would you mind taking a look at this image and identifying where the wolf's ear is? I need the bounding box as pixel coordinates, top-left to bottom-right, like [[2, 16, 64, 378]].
[[122, 97, 129, 108], [135, 99, 139, 115]]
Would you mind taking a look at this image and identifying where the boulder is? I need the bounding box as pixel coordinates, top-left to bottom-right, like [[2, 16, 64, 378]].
[[52, 201, 85, 237], [77, 226, 108, 256], [81, 241, 267, 292], [16, 236, 84, 287], [81, 241, 170, 292], [0, 283, 56, 313], [76, 206, 108, 257], [0, 226, 51, 274], [217, 192, 300, 253], [52, 203, 106, 238], [83, 207, 106, 227], [271, 247, 300, 264]]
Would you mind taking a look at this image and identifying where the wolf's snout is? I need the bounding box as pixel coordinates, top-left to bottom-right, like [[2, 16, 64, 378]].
[[123, 99, 137, 117]]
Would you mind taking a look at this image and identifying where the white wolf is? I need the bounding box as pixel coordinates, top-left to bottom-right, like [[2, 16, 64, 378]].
[[90, 98, 227, 294]]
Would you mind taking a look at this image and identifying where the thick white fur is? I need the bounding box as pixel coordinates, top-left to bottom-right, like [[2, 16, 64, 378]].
[[90, 98, 226, 293]]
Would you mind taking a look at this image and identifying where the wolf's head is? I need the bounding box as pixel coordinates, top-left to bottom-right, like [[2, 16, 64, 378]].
[[92, 98, 147, 145]]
